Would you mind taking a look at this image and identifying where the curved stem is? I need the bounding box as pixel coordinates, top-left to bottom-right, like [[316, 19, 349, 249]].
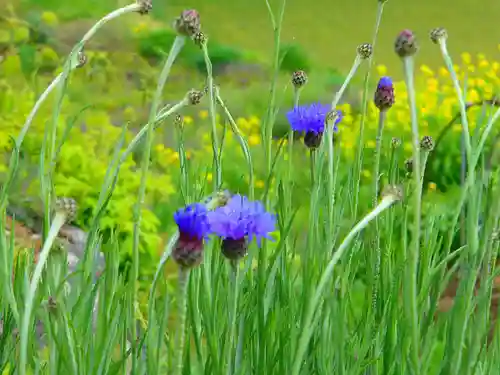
[[131, 35, 186, 371], [292, 195, 398, 375], [19, 213, 66, 375]]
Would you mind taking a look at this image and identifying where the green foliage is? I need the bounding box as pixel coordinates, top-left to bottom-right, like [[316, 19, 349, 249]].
[[279, 42, 311, 73]]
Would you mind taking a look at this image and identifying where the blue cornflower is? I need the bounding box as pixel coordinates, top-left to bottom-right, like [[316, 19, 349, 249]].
[[286, 103, 342, 149], [208, 194, 276, 260], [374, 76, 395, 111], [173, 203, 211, 268]]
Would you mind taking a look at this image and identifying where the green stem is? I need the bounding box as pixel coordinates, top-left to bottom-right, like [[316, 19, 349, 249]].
[[201, 43, 222, 191], [292, 195, 399, 375], [289, 89, 301, 187], [131, 35, 186, 370], [352, 1, 386, 218], [19, 213, 66, 375], [310, 149, 316, 187], [402, 55, 421, 374], [173, 267, 190, 375], [226, 261, 240, 375], [370, 109, 386, 315], [215, 91, 254, 200]]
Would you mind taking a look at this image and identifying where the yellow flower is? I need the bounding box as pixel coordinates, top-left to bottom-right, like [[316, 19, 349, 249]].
[[366, 140, 376, 149], [461, 52, 471, 65], [183, 115, 193, 125], [207, 173, 213, 183], [420, 64, 434, 76], [376, 64, 387, 76], [199, 110, 209, 119], [249, 134, 260, 146], [439, 67, 449, 77], [255, 180, 265, 188], [428, 182, 437, 191]]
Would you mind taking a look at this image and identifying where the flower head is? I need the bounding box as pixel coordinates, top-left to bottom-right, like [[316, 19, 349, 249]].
[[374, 76, 395, 111], [395, 29, 418, 58], [173, 9, 201, 37], [208, 194, 276, 246], [286, 103, 342, 134], [174, 203, 210, 240]]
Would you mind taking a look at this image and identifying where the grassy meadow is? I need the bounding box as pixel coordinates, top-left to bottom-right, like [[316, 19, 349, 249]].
[[1, 0, 500, 373]]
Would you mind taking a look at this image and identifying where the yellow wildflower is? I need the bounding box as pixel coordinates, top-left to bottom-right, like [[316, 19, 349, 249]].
[[183, 115, 193, 125], [249, 134, 260, 146], [199, 110, 209, 119], [420, 65, 434, 76], [461, 52, 471, 65], [428, 182, 437, 191], [376, 64, 387, 76], [255, 180, 265, 189], [207, 173, 213, 183]]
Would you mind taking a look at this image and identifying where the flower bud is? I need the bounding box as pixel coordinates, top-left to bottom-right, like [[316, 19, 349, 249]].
[[420, 135, 435, 151], [55, 197, 77, 222], [395, 30, 418, 58], [391, 137, 401, 149], [374, 76, 395, 111], [76, 49, 87, 68], [430, 27, 447, 44], [291, 70, 308, 89], [404, 158, 413, 173], [193, 31, 207, 48], [357, 43, 373, 59], [381, 184, 404, 202], [173, 9, 201, 38], [136, 0, 152, 15], [187, 89, 204, 105]]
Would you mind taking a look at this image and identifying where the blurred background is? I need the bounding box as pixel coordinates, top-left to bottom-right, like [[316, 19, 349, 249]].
[[2, 0, 500, 275]]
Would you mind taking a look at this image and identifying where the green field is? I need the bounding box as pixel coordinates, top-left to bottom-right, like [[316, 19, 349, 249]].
[[15, 0, 500, 75]]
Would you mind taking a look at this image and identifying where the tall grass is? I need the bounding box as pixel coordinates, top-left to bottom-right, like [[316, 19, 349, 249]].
[[1, 1, 500, 374]]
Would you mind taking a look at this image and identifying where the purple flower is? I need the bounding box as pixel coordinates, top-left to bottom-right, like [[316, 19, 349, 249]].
[[174, 203, 210, 240], [286, 103, 342, 134], [208, 194, 276, 247], [374, 76, 395, 111]]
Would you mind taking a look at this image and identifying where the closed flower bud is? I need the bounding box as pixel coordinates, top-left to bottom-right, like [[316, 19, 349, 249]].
[[193, 31, 207, 48], [76, 49, 87, 68], [420, 135, 435, 151], [391, 137, 401, 148], [187, 89, 204, 105], [173, 9, 201, 38], [55, 197, 77, 222], [404, 158, 413, 173], [381, 184, 404, 202], [304, 131, 323, 149], [374, 76, 395, 111], [357, 43, 373, 59], [292, 70, 308, 89], [430, 27, 447, 44], [394, 29, 418, 58], [136, 0, 152, 15]]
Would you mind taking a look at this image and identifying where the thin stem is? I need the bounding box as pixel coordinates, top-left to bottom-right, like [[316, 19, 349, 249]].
[[289, 89, 301, 186], [201, 43, 222, 191], [19, 213, 66, 375], [173, 267, 190, 375], [330, 56, 362, 111], [402, 55, 421, 374], [370, 109, 386, 315], [352, 1, 386, 218], [292, 195, 399, 375], [310, 149, 316, 186], [131, 35, 186, 369], [215, 91, 254, 200], [226, 261, 240, 375], [438, 38, 472, 159]]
